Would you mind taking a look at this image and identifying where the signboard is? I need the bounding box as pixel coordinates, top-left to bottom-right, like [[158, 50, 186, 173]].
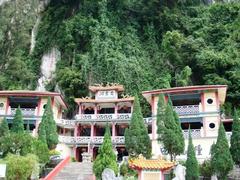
[[96, 90, 117, 100], [0, 164, 6, 178]]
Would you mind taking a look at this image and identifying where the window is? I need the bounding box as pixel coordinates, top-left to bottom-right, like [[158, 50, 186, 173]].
[[0, 103, 4, 108], [209, 123, 215, 129], [207, 98, 213, 104], [43, 104, 47, 109]]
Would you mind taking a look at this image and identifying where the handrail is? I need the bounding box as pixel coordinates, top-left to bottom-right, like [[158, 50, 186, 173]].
[[42, 156, 70, 180]]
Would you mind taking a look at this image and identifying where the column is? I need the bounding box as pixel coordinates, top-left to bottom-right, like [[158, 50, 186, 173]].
[[5, 98, 9, 115], [91, 123, 94, 138], [74, 124, 78, 137], [36, 98, 42, 116], [94, 104, 98, 117], [78, 103, 82, 114], [114, 103, 118, 114], [112, 123, 116, 137]]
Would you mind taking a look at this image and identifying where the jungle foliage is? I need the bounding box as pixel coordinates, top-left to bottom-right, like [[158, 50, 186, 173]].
[[0, 0, 240, 116]]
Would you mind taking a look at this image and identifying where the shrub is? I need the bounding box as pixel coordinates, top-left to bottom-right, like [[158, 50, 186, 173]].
[[5, 153, 38, 180], [200, 160, 213, 178], [120, 163, 128, 176], [49, 149, 61, 156]]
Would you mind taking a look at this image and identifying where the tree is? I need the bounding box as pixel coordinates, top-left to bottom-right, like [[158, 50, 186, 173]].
[[11, 106, 24, 133], [0, 132, 33, 157], [211, 122, 233, 180], [38, 98, 58, 149], [175, 66, 192, 87], [0, 117, 9, 137], [125, 95, 151, 158], [38, 121, 47, 144], [230, 108, 240, 165], [31, 139, 49, 164], [93, 125, 118, 179], [5, 153, 38, 180], [157, 97, 184, 161], [185, 129, 199, 180]]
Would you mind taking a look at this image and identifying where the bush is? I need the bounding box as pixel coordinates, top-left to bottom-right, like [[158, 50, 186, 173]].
[[32, 139, 50, 164], [200, 160, 213, 178], [5, 153, 38, 180], [71, 156, 76, 162], [120, 163, 128, 176], [49, 149, 61, 156], [0, 132, 33, 157]]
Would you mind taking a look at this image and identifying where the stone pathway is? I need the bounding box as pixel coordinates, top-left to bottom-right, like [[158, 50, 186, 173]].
[[53, 162, 94, 180]]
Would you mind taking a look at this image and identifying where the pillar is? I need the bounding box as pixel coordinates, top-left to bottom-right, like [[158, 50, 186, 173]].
[[36, 97, 42, 116], [74, 124, 78, 137], [5, 98, 9, 115], [91, 123, 94, 138], [94, 104, 97, 115], [112, 123, 116, 137], [78, 103, 82, 114], [114, 103, 118, 114]]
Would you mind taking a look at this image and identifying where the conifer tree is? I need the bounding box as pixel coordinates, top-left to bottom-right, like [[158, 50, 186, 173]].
[[38, 121, 47, 144], [230, 108, 240, 165], [11, 106, 24, 133], [93, 124, 118, 179], [157, 94, 166, 136], [125, 95, 151, 158], [186, 129, 199, 180], [157, 97, 184, 161], [211, 122, 233, 180], [0, 117, 9, 137], [38, 98, 58, 149]]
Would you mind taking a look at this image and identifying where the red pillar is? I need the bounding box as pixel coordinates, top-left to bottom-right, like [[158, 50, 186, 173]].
[[78, 103, 82, 114]]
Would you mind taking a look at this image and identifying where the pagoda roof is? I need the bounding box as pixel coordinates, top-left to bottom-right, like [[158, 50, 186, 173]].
[[74, 97, 134, 104], [129, 156, 175, 171], [0, 90, 67, 109], [142, 85, 227, 104], [89, 84, 124, 92]]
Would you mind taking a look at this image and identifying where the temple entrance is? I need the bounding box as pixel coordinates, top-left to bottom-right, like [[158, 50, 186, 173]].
[[77, 147, 88, 162], [116, 147, 128, 162], [93, 147, 99, 160]]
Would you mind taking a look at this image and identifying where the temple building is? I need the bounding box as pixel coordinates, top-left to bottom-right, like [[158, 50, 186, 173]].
[[142, 85, 231, 161], [0, 91, 67, 136], [57, 84, 134, 162]]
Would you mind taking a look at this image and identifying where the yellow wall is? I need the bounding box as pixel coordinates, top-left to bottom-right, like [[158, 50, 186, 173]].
[[38, 97, 62, 121], [142, 171, 161, 180], [203, 91, 218, 112]]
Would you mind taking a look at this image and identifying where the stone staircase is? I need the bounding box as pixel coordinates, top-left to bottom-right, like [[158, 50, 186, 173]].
[[53, 162, 94, 180]]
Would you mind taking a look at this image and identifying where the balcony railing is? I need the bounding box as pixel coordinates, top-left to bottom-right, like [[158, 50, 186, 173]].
[[75, 113, 132, 122], [10, 108, 36, 116], [174, 105, 199, 115], [56, 119, 76, 127], [58, 135, 125, 145], [182, 129, 201, 139]]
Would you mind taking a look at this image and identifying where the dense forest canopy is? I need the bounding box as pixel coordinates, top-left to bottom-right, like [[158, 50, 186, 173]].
[[0, 0, 239, 117]]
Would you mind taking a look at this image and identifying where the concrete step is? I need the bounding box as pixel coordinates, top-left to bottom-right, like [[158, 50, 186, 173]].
[[53, 162, 93, 180]]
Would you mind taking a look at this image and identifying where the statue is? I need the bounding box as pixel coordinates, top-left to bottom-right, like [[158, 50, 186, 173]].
[[211, 175, 218, 180], [102, 168, 122, 180], [172, 164, 186, 180]]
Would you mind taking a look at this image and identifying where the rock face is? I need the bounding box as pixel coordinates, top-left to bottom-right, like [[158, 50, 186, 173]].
[[102, 168, 122, 180], [0, 0, 10, 6], [36, 47, 60, 91]]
